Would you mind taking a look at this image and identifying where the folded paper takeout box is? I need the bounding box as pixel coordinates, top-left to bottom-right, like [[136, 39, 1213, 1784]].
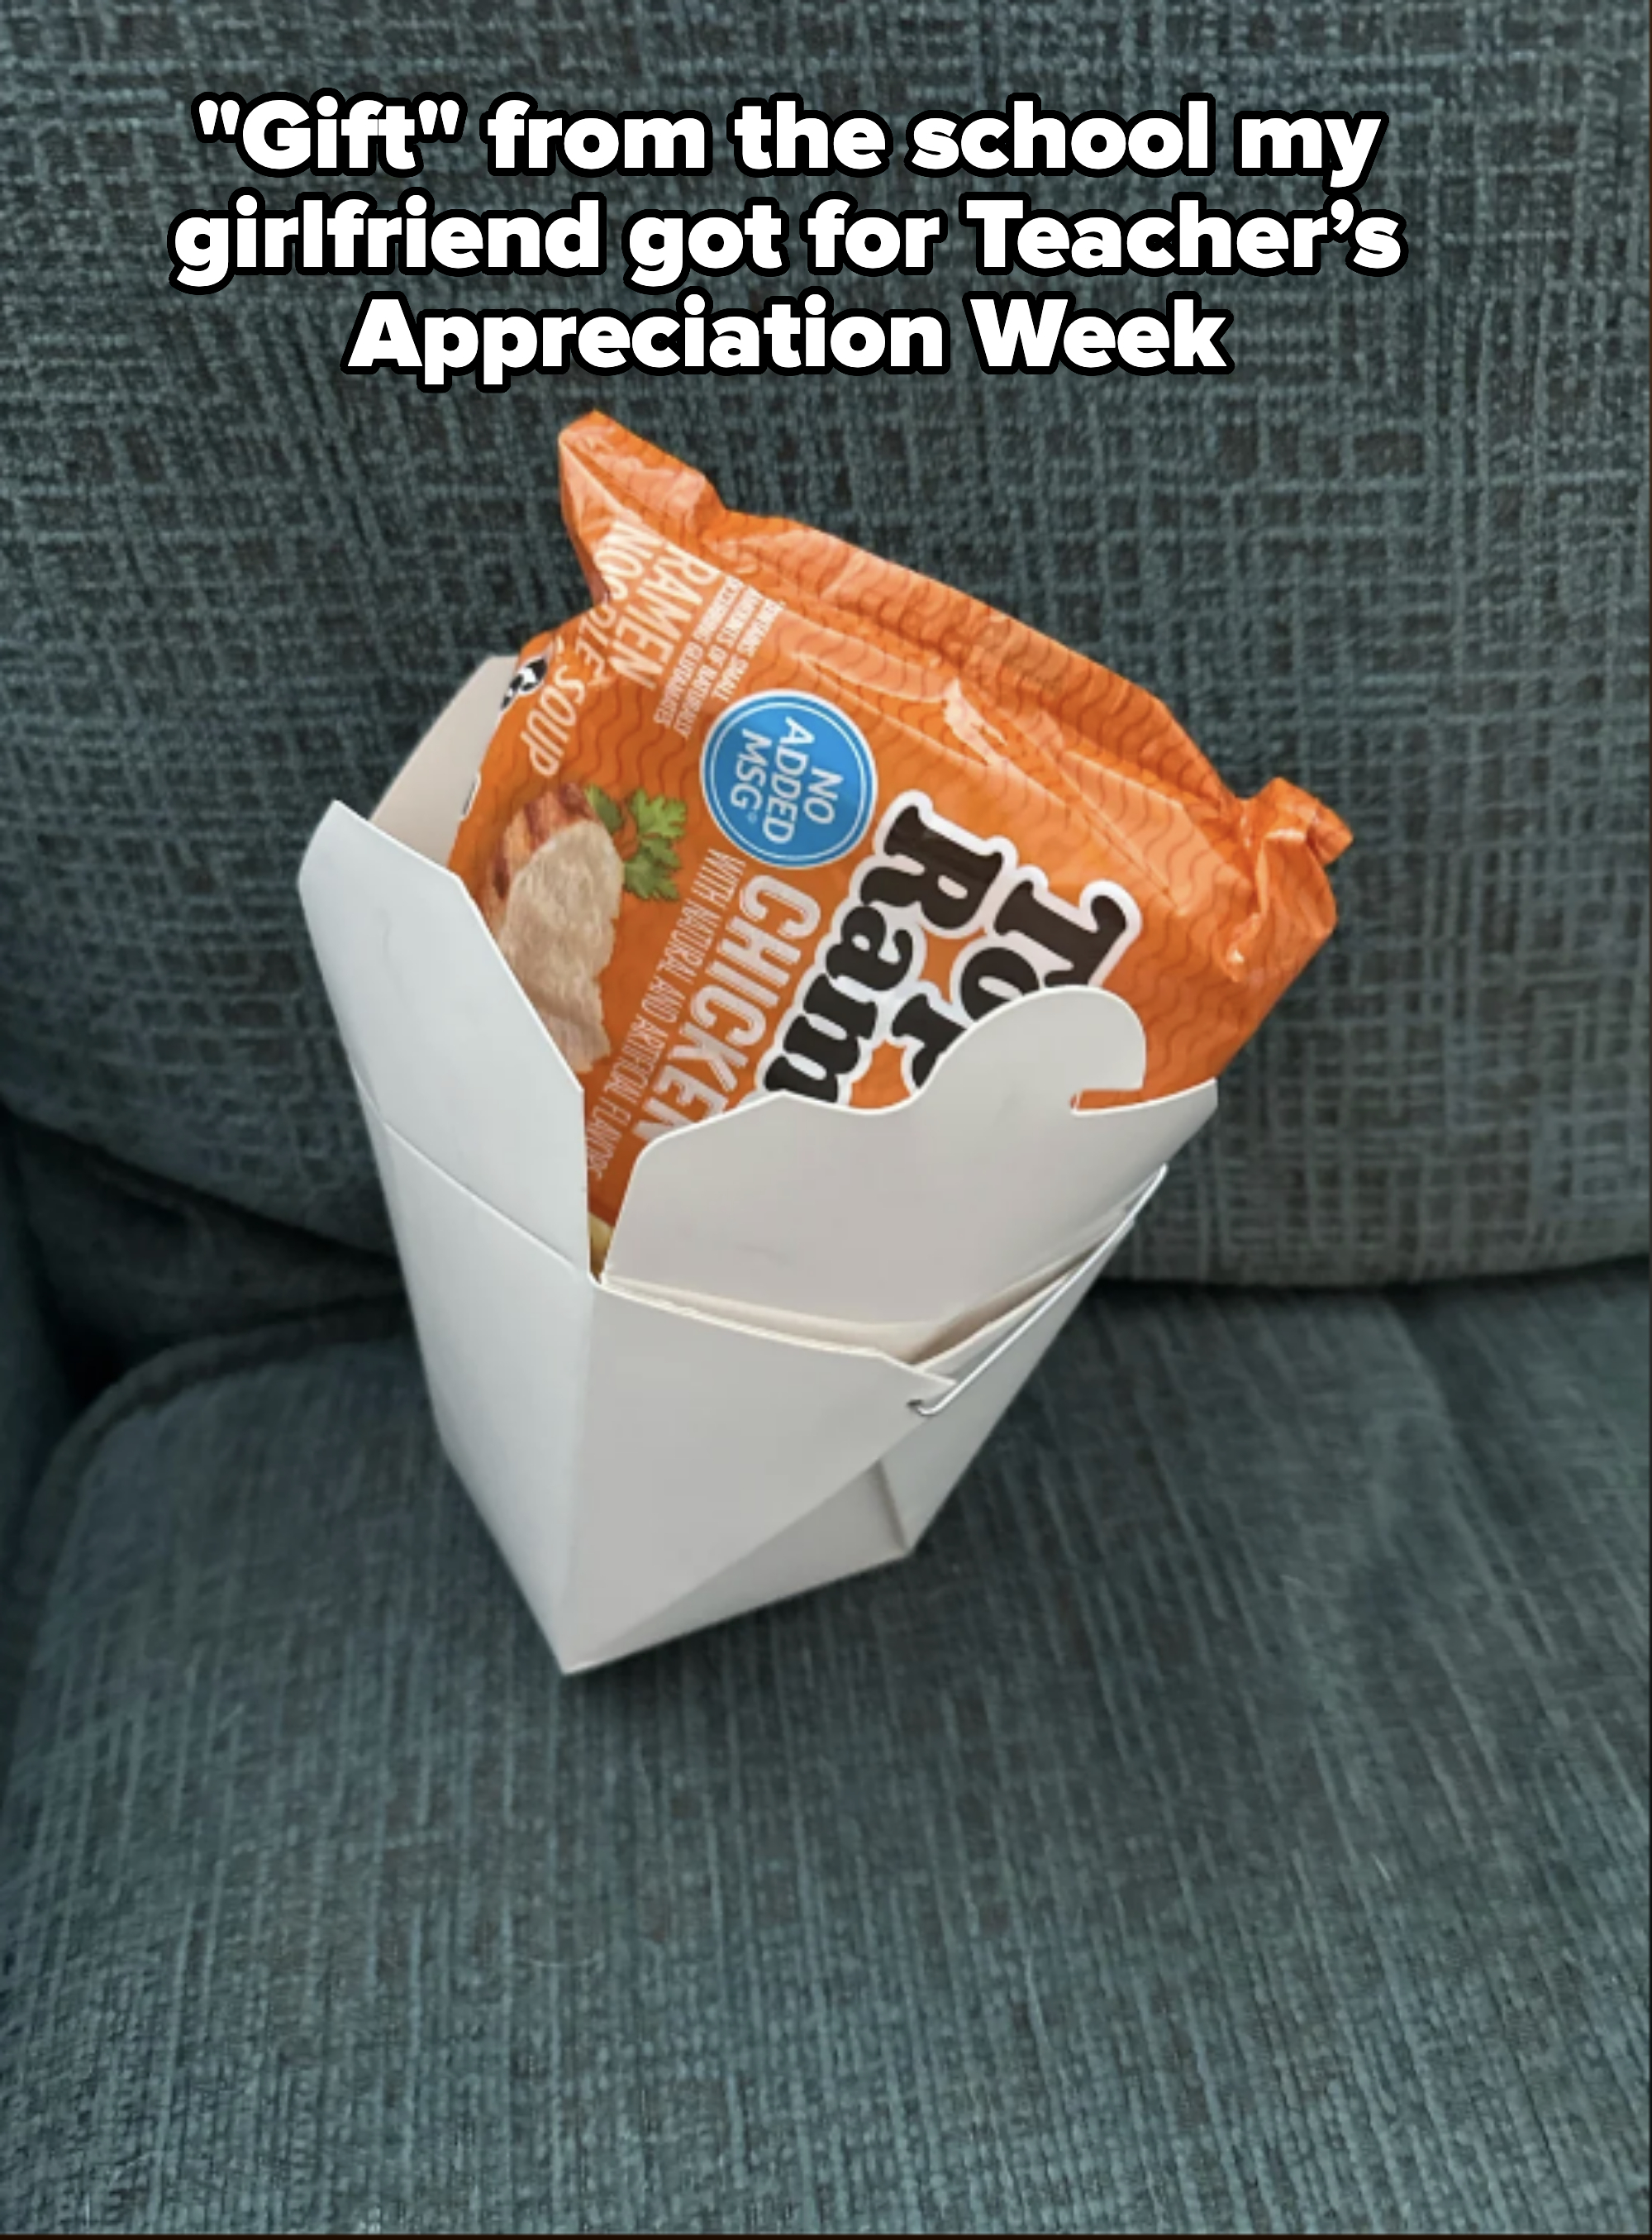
[[299, 660, 1217, 1670]]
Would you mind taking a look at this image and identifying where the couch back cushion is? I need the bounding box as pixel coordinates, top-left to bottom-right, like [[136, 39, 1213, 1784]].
[[1, 1, 1645, 1285]]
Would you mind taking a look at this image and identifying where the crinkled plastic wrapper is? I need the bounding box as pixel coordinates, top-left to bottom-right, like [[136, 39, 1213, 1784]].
[[448, 413, 1351, 1237]]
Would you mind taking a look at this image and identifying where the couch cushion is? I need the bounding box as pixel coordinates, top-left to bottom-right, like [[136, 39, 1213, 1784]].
[[0, 1123, 71, 1589], [10, 1116, 404, 1386], [0, 1269, 1644, 2232], [1, 2, 1645, 1289]]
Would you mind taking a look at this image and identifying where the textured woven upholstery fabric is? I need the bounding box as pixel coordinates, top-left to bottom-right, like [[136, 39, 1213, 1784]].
[[9, 1116, 402, 1383], [0, 1270, 1645, 2233], [0, 1125, 71, 1583], [0, 1, 1645, 1294]]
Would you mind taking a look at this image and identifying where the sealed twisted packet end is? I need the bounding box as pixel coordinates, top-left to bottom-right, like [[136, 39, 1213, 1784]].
[[448, 413, 1351, 1242]]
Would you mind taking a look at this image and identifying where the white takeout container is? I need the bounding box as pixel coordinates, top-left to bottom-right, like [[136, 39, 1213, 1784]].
[[299, 660, 1217, 1670]]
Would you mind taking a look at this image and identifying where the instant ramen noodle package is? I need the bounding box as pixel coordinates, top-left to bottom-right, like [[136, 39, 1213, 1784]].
[[448, 413, 1351, 1251]]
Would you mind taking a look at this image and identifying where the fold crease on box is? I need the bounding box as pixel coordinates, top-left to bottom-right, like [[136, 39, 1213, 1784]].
[[299, 660, 1217, 1670]]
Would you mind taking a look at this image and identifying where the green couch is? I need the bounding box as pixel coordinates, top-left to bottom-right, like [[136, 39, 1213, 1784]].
[[1, 1, 1645, 2228]]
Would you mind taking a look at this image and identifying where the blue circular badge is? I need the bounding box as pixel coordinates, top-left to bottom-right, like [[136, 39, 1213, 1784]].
[[700, 691, 877, 870]]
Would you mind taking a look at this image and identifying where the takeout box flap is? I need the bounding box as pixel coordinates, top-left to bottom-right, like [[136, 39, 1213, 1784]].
[[359, 1094, 592, 1637], [880, 1187, 1150, 1547], [373, 652, 520, 862], [299, 798, 593, 1272], [606, 986, 1216, 1335]]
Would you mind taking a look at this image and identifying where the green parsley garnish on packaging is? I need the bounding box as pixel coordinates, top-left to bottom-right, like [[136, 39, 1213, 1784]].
[[586, 785, 687, 903]]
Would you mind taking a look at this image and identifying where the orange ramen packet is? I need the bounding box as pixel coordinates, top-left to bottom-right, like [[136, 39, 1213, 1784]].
[[449, 412, 1351, 1241]]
